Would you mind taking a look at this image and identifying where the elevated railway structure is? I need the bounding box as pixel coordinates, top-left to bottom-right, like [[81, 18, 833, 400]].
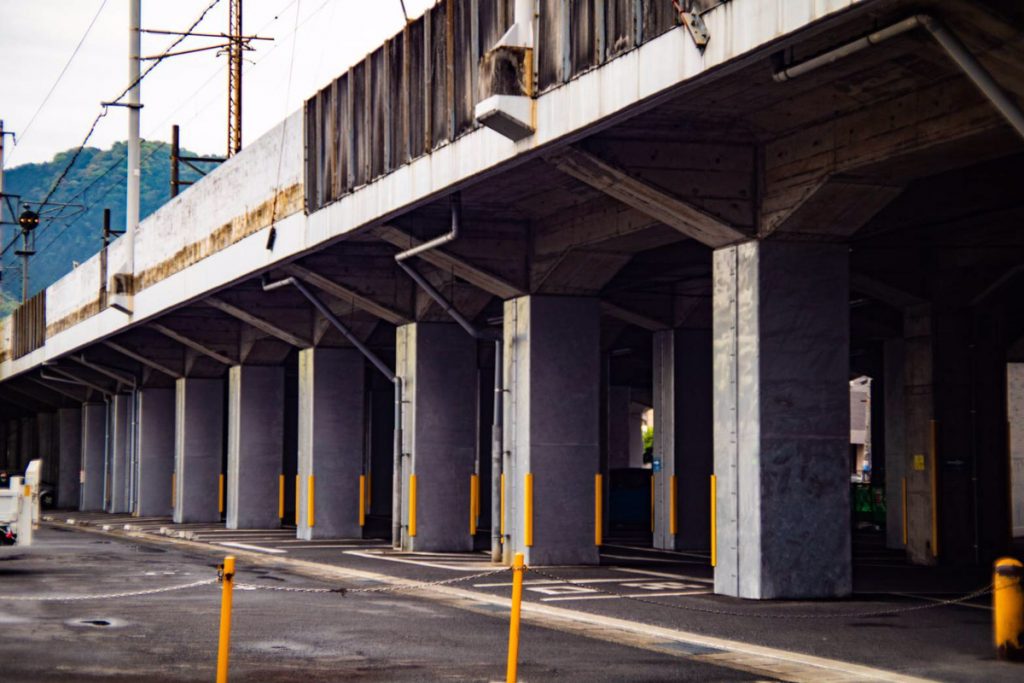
[[2, 0, 1023, 599]]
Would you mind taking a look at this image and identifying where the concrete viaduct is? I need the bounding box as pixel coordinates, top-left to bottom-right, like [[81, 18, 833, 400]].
[[2, 0, 1023, 599]]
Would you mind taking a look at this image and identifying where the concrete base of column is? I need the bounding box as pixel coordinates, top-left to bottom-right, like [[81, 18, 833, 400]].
[[227, 366, 284, 530], [713, 242, 851, 599], [107, 394, 132, 514], [504, 296, 601, 566], [297, 348, 364, 540], [57, 408, 82, 509], [80, 403, 106, 512], [174, 378, 223, 524], [397, 323, 477, 552], [137, 389, 175, 517], [653, 327, 712, 551]]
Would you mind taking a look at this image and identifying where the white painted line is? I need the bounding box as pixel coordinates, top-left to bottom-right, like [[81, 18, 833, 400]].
[[474, 577, 668, 588], [602, 553, 705, 565], [541, 590, 711, 603], [218, 542, 287, 554], [345, 550, 496, 572], [604, 543, 711, 561], [278, 545, 372, 549], [610, 567, 714, 584]]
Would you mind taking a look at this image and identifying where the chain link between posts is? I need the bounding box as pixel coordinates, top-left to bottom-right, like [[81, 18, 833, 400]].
[[0, 578, 219, 602], [235, 566, 511, 596], [528, 567, 995, 620]]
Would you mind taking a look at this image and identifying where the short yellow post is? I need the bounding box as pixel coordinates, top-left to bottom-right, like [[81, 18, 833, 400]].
[[359, 475, 366, 527], [408, 474, 418, 537], [524, 473, 534, 547], [470, 474, 480, 535], [218, 474, 225, 514], [594, 473, 603, 547], [278, 474, 285, 520], [216, 556, 236, 683], [669, 474, 677, 536], [307, 475, 315, 528], [506, 552, 526, 683], [995, 557, 1024, 661], [710, 475, 717, 567]]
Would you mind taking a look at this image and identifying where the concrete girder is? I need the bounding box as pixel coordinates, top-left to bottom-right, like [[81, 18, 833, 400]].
[[281, 264, 411, 326], [44, 366, 114, 397], [102, 341, 182, 379], [70, 355, 136, 388], [29, 377, 88, 403], [151, 323, 236, 366], [206, 296, 311, 349], [0, 384, 60, 411], [763, 175, 904, 241], [546, 147, 747, 248], [600, 302, 667, 332], [373, 224, 524, 300]]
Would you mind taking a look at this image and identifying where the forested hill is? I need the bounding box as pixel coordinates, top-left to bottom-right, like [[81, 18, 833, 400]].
[[1, 140, 218, 312]]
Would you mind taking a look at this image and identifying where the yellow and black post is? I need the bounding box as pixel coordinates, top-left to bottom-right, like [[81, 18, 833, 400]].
[[994, 557, 1024, 661], [216, 556, 236, 683]]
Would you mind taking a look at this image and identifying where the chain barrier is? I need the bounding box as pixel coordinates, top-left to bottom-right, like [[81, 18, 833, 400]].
[[0, 578, 218, 602], [528, 567, 994, 620], [236, 566, 511, 596]]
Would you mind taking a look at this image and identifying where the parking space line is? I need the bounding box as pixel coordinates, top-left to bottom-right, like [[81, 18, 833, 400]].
[[218, 542, 287, 554], [345, 550, 496, 571], [610, 567, 713, 584], [540, 590, 711, 603]]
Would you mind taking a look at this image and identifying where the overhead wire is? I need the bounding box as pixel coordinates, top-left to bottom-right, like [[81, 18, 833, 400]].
[[8, 0, 110, 165]]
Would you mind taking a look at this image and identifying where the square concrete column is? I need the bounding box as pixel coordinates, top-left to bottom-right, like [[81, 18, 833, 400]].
[[884, 339, 907, 550], [226, 366, 284, 529], [136, 388, 175, 517], [174, 378, 223, 524], [57, 408, 82, 509], [396, 323, 477, 552], [653, 327, 713, 551], [107, 393, 132, 514], [504, 296, 601, 566], [35, 413, 56, 486], [80, 403, 106, 512], [713, 242, 851, 599], [297, 348, 364, 540]]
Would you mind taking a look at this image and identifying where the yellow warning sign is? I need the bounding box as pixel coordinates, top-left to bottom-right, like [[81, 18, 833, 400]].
[[913, 454, 926, 471]]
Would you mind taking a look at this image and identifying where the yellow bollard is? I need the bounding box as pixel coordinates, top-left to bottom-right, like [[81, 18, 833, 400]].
[[524, 473, 534, 547], [506, 552, 526, 683], [218, 474, 225, 514], [307, 475, 315, 528], [594, 473, 603, 547], [278, 474, 285, 520], [470, 474, 480, 536], [710, 475, 717, 568], [409, 474, 418, 537], [669, 474, 677, 536], [216, 556, 236, 683], [995, 557, 1024, 661], [359, 474, 366, 527]]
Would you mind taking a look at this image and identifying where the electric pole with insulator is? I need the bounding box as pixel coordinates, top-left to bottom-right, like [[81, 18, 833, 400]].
[[227, 0, 243, 157]]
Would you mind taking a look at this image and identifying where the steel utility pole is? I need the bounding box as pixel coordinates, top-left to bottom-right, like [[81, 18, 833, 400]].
[[227, 0, 243, 156], [0, 120, 16, 224], [126, 0, 141, 279]]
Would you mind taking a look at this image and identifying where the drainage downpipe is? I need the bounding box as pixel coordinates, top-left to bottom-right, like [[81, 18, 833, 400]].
[[263, 275, 405, 548], [394, 194, 460, 262], [394, 246, 505, 563], [774, 15, 1024, 140]]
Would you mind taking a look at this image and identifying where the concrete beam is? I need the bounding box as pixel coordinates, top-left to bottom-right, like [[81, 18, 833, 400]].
[[206, 296, 310, 348], [152, 323, 236, 366], [71, 355, 135, 387], [282, 264, 411, 326], [850, 273, 926, 310], [103, 341, 182, 379], [44, 367, 111, 396], [29, 377, 87, 403], [600, 301, 667, 332], [547, 147, 746, 248], [373, 225, 524, 299]]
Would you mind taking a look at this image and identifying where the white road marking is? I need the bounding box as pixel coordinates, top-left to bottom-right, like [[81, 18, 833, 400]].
[[218, 542, 287, 554], [604, 543, 711, 560], [610, 567, 714, 584], [540, 590, 710, 603], [345, 550, 495, 571]]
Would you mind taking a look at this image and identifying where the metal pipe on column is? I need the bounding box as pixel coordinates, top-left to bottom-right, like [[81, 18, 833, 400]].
[[392, 193, 506, 563], [262, 275, 405, 548]]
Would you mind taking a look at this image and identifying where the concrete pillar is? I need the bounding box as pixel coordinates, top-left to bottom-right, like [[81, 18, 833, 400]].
[[653, 327, 713, 551], [712, 242, 851, 599], [297, 348, 364, 540], [227, 366, 284, 529], [884, 340, 907, 550], [80, 403, 106, 512], [903, 305, 937, 564], [18, 416, 35, 473], [607, 386, 631, 470], [35, 413, 56, 482], [174, 378, 223, 524], [57, 408, 82, 509], [1009, 363, 1024, 539], [504, 296, 601, 565], [396, 323, 477, 552], [107, 394, 132, 514], [136, 388, 175, 517]]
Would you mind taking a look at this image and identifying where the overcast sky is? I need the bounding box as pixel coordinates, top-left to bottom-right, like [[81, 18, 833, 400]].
[[0, 0, 436, 166]]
